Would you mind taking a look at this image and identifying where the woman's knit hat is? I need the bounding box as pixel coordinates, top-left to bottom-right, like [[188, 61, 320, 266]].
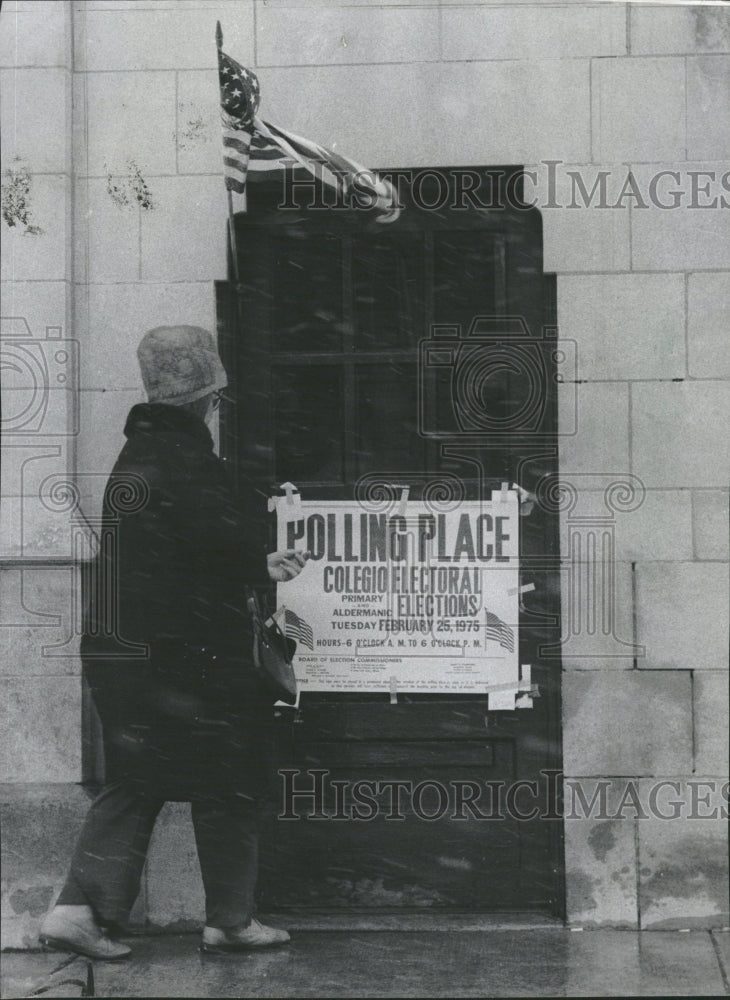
[[137, 326, 228, 405]]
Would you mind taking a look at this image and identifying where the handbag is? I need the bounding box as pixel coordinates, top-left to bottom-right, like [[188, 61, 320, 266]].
[[246, 589, 298, 705]]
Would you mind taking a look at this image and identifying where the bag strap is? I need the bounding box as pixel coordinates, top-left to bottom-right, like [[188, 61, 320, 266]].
[[245, 586, 261, 621]]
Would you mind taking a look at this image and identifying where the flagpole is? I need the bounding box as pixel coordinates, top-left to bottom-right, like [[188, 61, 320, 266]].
[[226, 188, 241, 285], [218, 21, 242, 286]]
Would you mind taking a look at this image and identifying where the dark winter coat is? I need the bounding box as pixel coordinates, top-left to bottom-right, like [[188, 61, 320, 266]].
[[82, 402, 275, 800]]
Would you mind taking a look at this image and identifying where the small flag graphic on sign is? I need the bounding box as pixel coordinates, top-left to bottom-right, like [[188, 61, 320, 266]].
[[283, 608, 314, 651], [485, 611, 515, 653]]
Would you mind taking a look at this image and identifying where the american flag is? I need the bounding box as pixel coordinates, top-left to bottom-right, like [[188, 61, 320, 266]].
[[282, 608, 314, 651], [217, 34, 260, 209], [485, 612, 515, 653], [248, 119, 401, 223], [217, 27, 400, 222]]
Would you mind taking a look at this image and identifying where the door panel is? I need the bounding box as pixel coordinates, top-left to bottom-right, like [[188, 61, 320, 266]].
[[273, 365, 344, 484], [271, 237, 345, 353], [217, 167, 563, 916], [354, 363, 425, 475], [351, 233, 425, 351]]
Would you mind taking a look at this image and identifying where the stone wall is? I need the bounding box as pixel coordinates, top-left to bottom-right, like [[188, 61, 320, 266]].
[[1, 1, 80, 783], [1, 0, 728, 944]]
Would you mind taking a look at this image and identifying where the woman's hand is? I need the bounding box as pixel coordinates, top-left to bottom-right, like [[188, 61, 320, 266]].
[[267, 549, 310, 582]]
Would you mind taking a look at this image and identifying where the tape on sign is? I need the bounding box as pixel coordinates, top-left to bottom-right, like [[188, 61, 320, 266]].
[[398, 486, 410, 517], [268, 482, 303, 519]]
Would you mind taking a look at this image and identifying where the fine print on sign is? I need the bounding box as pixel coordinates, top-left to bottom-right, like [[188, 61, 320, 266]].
[[275, 492, 530, 709]]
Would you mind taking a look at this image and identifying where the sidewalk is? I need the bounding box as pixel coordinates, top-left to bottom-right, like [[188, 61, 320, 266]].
[[2, 927, 729, 998]]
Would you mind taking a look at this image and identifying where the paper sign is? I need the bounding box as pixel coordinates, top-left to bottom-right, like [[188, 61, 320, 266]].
[[275, 496, 526, 706]]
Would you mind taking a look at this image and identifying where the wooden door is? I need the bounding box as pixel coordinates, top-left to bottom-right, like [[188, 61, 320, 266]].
[[216, 168, 564, 916]]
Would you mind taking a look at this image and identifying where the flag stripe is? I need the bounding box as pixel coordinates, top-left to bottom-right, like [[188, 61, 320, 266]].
[[223, 136, 251, 156], [223, 156, 249, 177], [225, 176, 247, 193]]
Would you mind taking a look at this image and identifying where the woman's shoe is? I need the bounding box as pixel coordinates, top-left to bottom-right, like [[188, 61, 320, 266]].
[[201, 918, 291, 953], [38, 905, 131, 961]]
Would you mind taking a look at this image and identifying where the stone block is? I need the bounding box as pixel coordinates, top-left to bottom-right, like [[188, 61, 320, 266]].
[[0, 281, 70, 345], [145, 801, 205, 929], [0, 2, 69, 69], [558, 274, 685, 381], [560, 488, 694, 563], [637, 778, 729, 928], [630, 5, 730, 55], [74, 4, 253, 72], [0, 392, 77, 452], [78, 281, 214, 391], [0, 173, 69, 283], [0, 676, 82, 782], [258, 4, 438, 66], [0, 495, 51, 560], [0, 783, 92, 949], [0, 68, 69, 173], [564, 781, 637, 928], [76, 389, 144, 521], [78, 0, 247, 5], [694, 672, 730, 776], [11, 0, 79, 7], [436, 59, 591, 166], [83, 71, 176, 177], [559, 382, 630, 476], [1, 438, 70, 502], [0, 566, 80, 674], [253, 62, 430, 167], [253, 0, 438, 5], [562, 670, 692, 777], [612, 490, 693, 563], [630, 163, 730, 271], [591, 57, 685, 163], [558, 559, 635, 671], [636, 561, 728, 670], [564, 927, 727, 996], [688, 272, 730, 380], [0, 444, 80, 561], [256, 59, 591, 167], [442, 4, 625, 62], [71, 71, 87, 176], [140, 175, 227, 282], [687, 57, 730, 160], [631, 381, 730, 489], [74, 178, 140, 284], [176, 70, 219, 175], [526, 162, 631, 273], [0, 303, 78, 436], [693, 490, 730, 561]]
